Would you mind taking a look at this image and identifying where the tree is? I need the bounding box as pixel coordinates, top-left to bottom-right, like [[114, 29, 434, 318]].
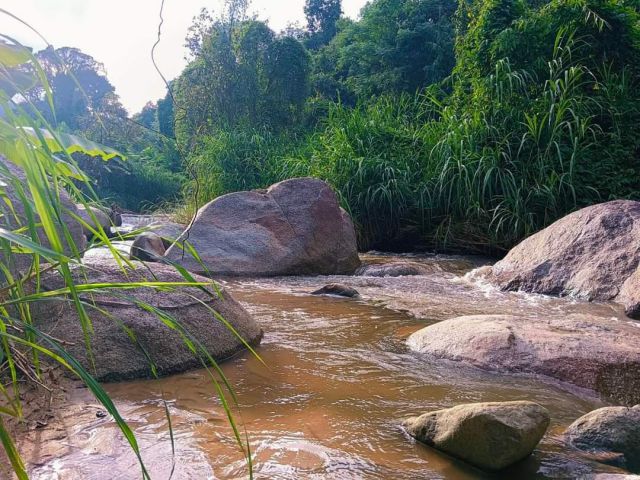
[[24, 47, 117, 130], [304, 0, 342, 48], [311, 0, 457, 102], [264, 37, 311, 125], [134, 102, 158, 130], [174, 15, 311, 147], [157, 89, 175, 139]]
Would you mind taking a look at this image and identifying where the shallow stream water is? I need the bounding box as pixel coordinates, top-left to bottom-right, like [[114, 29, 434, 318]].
[[28, 247, 635, 479]]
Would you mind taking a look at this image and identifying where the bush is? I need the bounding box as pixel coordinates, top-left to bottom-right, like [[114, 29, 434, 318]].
[[74, 149, 185, 211]]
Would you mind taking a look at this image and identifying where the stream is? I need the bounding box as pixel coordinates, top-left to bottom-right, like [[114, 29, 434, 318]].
[[27, 250, 632, 479]]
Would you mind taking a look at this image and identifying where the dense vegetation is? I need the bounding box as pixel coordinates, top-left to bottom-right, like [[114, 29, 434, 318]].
[[0, 37, 252, 478], [22, 0, 640, 253]]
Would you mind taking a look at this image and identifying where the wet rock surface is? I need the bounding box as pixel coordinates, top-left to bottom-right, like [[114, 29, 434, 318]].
[[488, 200, 640, 315], [565, 406, 640, 473], [407, 314, 640, 406], [165, 177, 360, 276], [31, 259, 263, 381], [311, 283, 360, 297], [403, 401, 550, 471]]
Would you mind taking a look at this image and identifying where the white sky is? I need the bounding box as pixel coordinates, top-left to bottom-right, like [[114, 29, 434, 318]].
[[0, 0, 367, 114]]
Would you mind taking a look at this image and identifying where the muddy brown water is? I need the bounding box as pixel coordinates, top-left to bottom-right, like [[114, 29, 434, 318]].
[[27, 251, 635, 479]]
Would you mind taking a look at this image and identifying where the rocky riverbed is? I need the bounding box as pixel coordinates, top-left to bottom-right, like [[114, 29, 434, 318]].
[[15, 251, 638, 479]]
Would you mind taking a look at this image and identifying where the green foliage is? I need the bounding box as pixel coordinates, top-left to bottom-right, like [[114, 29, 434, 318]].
[[185, 128, 313, 206], [73, 150, 185, 211], [304, 0, 342, 48], [0, 34, 254, 478], [20, 46, 127, 131], [184, 0, 640, 253], [312, 0, 457, 102], [174, 13, 311, 149]]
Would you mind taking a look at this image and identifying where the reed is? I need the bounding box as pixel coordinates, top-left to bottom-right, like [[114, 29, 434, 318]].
[[0, 34, 255, 479]]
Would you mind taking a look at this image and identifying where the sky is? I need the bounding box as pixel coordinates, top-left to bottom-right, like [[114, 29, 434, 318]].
[[1, 0, 367, 114]]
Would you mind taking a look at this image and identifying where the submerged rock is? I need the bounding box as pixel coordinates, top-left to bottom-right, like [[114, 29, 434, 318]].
[[165, 177, 360, 276], [356, 261, 429, 277], [32, 260, 263, 381], [403, 401, 549, 471], [130, 232, 169, 262], [407, 314, 640, 405], [565, 406, 640, 473], [487, 200, 640, 315], [311, 283, 360, 298]]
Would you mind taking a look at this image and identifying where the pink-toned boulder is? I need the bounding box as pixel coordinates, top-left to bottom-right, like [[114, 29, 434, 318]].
[[565, 405, 640, 473], [487, 200, 640, 316], [165, 178, 360, 276], [407, 314, 640, 406]]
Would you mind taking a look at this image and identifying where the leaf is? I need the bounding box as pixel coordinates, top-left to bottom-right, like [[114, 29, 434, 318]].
[[0, 227, 71, 262], [21, 127, 124, 161], [0, 40, 30, 68], [0, 417, 27, 480]]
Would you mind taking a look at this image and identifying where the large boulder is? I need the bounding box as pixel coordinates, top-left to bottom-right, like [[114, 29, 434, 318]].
[[407, 314, 640, 405], [565, 406, 640, 473], [403, 401, 550, 471], [0, 156, 86, 274], [31, 260, 262, 381], [165, 178, 361, 276], [488, 200, 640, 310]]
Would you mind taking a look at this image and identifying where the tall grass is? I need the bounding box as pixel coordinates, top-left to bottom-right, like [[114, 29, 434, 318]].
[[0, 32, 254, 479], [183, 24, 640, 253]]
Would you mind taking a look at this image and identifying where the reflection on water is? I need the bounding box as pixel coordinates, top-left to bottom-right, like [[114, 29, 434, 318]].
[[28, 253, 630, 479]]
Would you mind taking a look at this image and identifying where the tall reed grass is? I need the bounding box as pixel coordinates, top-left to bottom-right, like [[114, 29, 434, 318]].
[[0, 30, 254, 479]]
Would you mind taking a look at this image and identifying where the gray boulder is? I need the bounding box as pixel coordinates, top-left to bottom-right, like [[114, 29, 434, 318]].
[[130, 232, 169, 262], [618, 269, 640, 319], [165, 177, 360, 276], [311, 283, 360, 298], [32, 259, 263, 381], [565, 406, 640, 473], [77, 204, 113, 239], [407, 314, 640, 405], [403, 401, 550, 471], [488, 200, 640, 313]]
